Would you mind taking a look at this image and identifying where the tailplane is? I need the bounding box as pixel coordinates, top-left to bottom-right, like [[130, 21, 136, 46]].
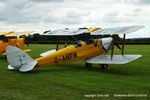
[[6, 46, 37, 72]]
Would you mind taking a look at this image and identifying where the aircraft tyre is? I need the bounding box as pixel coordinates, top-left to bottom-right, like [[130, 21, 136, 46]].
[[101, 64, 109, 69]]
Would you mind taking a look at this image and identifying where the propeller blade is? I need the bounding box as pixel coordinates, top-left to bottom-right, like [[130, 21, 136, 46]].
[[114, 42, 121, 50], [25, 41, 30, 46]]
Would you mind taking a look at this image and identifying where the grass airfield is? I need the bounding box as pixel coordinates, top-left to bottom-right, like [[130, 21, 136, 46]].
[[0, 44, 150, 100]]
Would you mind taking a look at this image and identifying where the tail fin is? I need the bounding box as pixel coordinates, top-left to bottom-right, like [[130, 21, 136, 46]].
[[6, 46, 37, 72]]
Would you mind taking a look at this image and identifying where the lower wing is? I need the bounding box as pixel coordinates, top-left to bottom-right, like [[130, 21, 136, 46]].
[[86, 55, 142, 64]]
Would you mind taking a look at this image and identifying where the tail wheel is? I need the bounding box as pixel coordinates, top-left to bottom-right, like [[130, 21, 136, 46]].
[[85, 63, 92, 68], [101, 64, 109, 69]]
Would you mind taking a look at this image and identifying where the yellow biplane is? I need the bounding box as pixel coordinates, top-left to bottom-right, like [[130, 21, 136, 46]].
[[6, 25, 144, 72], [0, 31, 33, 55]]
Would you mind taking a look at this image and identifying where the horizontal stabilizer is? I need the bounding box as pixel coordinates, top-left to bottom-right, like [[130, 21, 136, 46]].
[[2, 52, 6, 55], [8, 65, 14, 70], [86, 55, 142, 64], [22, 49, 31, 52], [40, 49, 56, 57]]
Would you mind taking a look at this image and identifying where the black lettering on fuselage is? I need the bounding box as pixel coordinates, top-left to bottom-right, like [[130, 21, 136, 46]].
[[54, 52, 77, 63], [73, 52, 77, 58]]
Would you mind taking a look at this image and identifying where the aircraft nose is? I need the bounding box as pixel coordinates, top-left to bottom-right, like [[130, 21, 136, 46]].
[[101, 37, 113, 52]]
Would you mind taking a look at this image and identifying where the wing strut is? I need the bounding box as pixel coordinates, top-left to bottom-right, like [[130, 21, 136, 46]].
[[122, 34, 126, 55], [111, 35, 115, 60], [64, 36, 68, 48], [56, 36, 60, 51]]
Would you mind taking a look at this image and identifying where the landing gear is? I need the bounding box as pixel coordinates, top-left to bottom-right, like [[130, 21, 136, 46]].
[[4, 55, 7, 59], [85, 63, 110, 69], [101, 64, 109, 69], [85, 63, 92, 68]]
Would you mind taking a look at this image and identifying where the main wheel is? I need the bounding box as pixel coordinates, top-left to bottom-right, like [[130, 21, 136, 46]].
[[101, 64, 109, 69]]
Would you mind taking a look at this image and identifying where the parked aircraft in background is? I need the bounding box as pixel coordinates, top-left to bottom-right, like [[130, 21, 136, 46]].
[[0, 31, 33, 55]]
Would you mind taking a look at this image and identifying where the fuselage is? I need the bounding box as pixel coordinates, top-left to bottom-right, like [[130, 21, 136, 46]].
[[36, 39, 106, 67], [0, 38, 25, 54]]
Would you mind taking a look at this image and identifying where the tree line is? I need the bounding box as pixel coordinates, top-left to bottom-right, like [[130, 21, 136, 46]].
[[25, 33, 150, 44]]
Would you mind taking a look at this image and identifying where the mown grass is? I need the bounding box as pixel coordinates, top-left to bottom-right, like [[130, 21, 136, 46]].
[[0, 44, 150, 100]]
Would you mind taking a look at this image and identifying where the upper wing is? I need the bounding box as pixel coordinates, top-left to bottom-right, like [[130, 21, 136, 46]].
[[5, 31, 34, 37], [0, 31, 14, 36], [85, 28, 101, 33], [91, 25, 144, 35], [43, 28, 87, 36], [86, 55, 142, 64]]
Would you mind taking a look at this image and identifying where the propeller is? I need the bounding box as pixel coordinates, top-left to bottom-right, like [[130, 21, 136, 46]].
[[25, 41, 30, 46], [21, 35, 30, 46], [114, 41, 121, 50]]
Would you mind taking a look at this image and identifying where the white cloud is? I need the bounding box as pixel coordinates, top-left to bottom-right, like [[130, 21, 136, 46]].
[[0, 0, 150, 38]]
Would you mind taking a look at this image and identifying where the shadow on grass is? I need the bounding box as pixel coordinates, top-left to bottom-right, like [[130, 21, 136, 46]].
[[23, 63, 135, 76], [6, 61, 143, 77]]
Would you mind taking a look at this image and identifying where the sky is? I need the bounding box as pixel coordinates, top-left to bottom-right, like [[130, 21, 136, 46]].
[[0, 0, 150, 38]]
